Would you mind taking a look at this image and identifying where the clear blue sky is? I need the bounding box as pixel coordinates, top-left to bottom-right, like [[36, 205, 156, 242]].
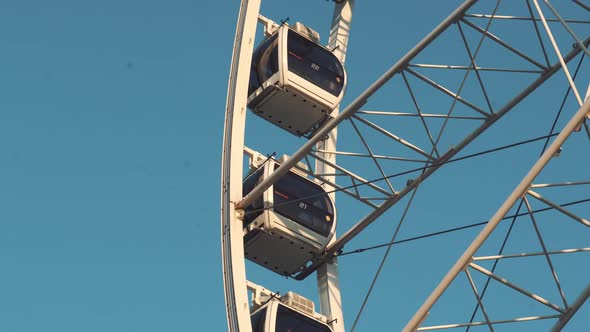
[[1, 1, 588, 331]]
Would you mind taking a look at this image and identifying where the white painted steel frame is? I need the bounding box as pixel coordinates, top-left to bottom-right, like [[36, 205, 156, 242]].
[[551, 283, 590, 332], [315, 3, 354, 332], [222, 1, 353, 331], [403, 98, 590, 331], [221, 0, 261, 331], [224, 1, 589, 331], [295, 15, 589, 282], [236, 0, 481, 211], [232, 0, 589, 283]]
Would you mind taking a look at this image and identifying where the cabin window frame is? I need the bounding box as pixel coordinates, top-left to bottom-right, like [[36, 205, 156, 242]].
[[249, 33, 280, 96], [250, 306, 269, 332], [285, 29, 345, 97], [274, 303, 333, 332], [271, 165, 335, 237]]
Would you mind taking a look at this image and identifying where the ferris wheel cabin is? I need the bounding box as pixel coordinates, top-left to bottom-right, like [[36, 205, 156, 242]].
[[242, 158, 336, 276], [250, 292, 333, 332], [248, 23, 347, 137]]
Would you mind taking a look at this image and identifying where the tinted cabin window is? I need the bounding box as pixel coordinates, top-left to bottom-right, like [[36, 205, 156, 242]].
[[249, 34, 279, 96], [275, 305, 332, 332], [243, 167, 265, 226], [273, 169, 334, 237], [287, 30, 344, 97], [250, 307, 267, 332]]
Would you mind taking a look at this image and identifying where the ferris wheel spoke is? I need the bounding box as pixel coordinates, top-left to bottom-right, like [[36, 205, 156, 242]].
[[238, 3, 587, 214], [470, 262, 566, 313], [533, 0, 586, 106], [456, 21, 495, 114], [407, 63, 545, 74], [572, 0, 590, 12], [351, 114, 434, 160], [526, 189, 590, 228], [467, 81, 586, 331], [405, 68, 491, 117], [348, 118, 398, 193], [404, 98, 590, 331], [236, 0, 481, 210], [305, 151, 395, 201], [543, 0, 590, 59], [522, 195, 569, 309], [313, 148, 428, 163], [295, 45, 588, 281], [294, 43, 588, 230], [224, 1, 590, 331], [459, 17, 549, 70], [463, 269, 495, 332], [418, 316, 561, 331], [401, 71, 444, 158]]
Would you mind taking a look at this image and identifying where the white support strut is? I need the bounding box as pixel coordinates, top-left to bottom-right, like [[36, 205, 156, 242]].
[[316, 2, 354, 332]]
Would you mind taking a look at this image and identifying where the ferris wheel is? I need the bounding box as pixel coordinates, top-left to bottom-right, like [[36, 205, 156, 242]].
[[221, 1, 590, 331]]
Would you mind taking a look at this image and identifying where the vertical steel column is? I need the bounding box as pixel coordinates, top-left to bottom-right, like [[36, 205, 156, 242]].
[[316, 2, 354, 331]]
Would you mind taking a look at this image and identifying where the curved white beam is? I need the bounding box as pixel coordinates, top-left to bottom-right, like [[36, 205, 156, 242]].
[[221, 0, 261, 331]]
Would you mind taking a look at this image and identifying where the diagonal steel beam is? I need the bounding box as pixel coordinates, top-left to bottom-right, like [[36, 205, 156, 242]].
[[533, 0, 585, 106], [550, 283, 590, 332], [523, 196, 568, 309], [405, 68, 490, 117], [464, 269, 494, 331], [527, 190, 590, 228], [543, 0, 590, 58], [309, 151, 394, 198], [460, 18, 548, 70], [469, 263, 566, 313], [349, 118, 397, 193], [352, 114, 433, 159]]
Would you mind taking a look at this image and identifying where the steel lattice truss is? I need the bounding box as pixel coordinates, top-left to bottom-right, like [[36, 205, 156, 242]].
[[411, 110, 590, 331], [411, 118, 590, 330], [236, 0, 590, 330], [267, 0, 590, 283]]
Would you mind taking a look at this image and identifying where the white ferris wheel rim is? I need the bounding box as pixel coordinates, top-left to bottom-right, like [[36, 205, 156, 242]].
[[221, 1, 590, 331]]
